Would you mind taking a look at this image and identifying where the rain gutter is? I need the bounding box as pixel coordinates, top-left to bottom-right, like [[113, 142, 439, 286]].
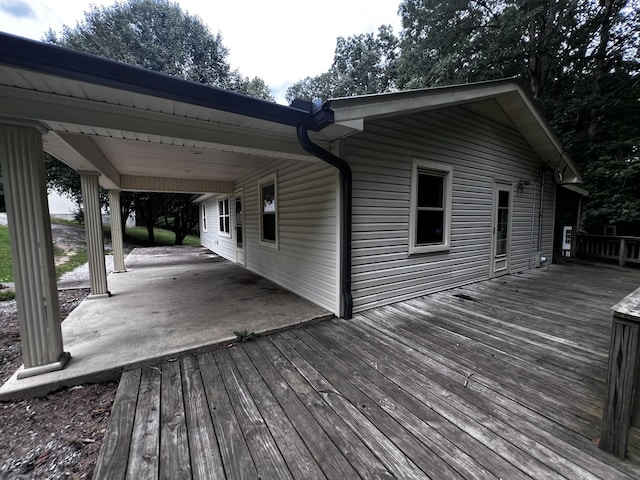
[[294, 100, 353, 319]]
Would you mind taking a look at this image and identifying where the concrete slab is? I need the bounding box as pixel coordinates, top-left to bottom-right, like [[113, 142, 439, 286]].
[[0, 246, 332, 400]]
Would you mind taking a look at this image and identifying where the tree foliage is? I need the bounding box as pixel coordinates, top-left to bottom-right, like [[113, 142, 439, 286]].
[[287, 0, 639, 233], [286, 26, 399, 103], [398, 0, 640, 232], [44, 0, 272, 98]]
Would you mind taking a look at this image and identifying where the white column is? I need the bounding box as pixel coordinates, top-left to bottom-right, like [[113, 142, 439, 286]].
[[0, 123, 70, 378], [108, 189, 126, 272], [80, 171, 110, 297]]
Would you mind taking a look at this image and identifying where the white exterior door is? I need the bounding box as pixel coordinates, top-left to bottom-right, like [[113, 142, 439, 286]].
[[234, 193, 245, 265], [491, 183, 512, 277]]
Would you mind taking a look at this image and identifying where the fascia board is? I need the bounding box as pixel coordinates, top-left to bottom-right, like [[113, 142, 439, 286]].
[[0, 85, 316, 159]]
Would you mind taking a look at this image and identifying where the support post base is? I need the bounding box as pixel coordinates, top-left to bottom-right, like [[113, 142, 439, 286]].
[[88, 292, 112, 299], [17, 352, 71, 379]]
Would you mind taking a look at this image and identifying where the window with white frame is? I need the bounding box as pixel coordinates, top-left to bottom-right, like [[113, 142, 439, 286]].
[[259, 173, 278, 247], [201, 204, 208, 232], [409, 159, 453, 254], [218, 197, 230, 237]]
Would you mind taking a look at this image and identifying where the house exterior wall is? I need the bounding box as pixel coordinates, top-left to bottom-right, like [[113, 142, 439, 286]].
[[200, 158, 339, 315], [344, 105, 556, 313]]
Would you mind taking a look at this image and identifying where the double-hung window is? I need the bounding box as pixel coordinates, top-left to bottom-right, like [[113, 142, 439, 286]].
[[259, 173, 278, 247], [409, 159, 452, 254], [218, 197, 230, 237]]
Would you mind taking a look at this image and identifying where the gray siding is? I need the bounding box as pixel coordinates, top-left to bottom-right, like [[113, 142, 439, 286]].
[[200, 159, 339, 315], [345, 105, 556, 313]]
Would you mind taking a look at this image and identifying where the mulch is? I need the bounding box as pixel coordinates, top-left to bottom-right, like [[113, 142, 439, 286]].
[[0, 289, 118, 480]]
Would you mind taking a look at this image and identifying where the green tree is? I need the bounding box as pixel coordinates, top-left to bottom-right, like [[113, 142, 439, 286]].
[[397, 0, 640, 233], [160, 194, 199, 245], [45, 0, 272, 242], [286, 25, 399, 103], [45, 0, 232, 87]]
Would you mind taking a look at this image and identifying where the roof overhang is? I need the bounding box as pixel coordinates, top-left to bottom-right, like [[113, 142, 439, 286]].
[[0, 33, 333, 193], [0, 34, 581, 193], [323, 78, 582, 185]]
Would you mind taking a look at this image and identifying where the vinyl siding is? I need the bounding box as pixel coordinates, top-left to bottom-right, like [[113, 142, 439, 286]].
[[200, 158, 338, 315], [345, 104, 556, 313]]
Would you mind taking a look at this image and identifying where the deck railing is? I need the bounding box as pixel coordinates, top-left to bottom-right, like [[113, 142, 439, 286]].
[[576, 234, 640, 266], [601, 287, 640, 460]]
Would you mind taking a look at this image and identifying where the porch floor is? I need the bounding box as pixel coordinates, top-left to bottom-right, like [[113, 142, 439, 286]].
[[94, 261, 640, 479], [0, 247, 331, 400]]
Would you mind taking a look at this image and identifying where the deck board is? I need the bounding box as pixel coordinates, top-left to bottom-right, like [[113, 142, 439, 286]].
[[95, 262, 640, 479]]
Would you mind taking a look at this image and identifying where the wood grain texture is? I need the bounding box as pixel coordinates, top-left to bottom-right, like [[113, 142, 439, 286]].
[[93, 369, 141, 480], [126, 366, 161, 480], [181, 355, 225, 480], [94, 263, 640, 479], [159, 360, 190, 480]]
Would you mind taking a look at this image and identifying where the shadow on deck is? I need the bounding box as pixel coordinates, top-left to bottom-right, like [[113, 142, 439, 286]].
[[94, 262, 640, 479]]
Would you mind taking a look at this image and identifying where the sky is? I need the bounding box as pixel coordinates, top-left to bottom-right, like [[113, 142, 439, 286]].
[[0, 0, 403, 103]]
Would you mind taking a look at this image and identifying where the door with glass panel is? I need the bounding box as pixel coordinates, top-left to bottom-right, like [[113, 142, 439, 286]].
[[492, 183, 512, 276], [234, 194, 245, 265]]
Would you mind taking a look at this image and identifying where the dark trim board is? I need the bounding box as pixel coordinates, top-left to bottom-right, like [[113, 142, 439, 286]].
[[94, 262, 640, 479]]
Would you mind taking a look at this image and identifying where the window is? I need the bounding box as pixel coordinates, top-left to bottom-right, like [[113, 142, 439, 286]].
[[409, 159, 452, 254], [259, 173, 278, 247], [202, 204, 207, 232], [218, 197, 230, 237]]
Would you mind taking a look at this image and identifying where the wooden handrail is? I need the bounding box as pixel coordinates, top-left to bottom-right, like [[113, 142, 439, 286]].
[[576, 234, 640, 266], [601, 287, 640, 458]]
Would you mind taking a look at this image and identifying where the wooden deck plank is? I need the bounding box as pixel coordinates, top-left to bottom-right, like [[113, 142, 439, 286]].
[[256, 337, 396, 480], [384, 300, 605, 431], [159, 360, 190, 480], [227, 345, 326, 480], [293, 327, 504, 480], [242, 340, 363, 479], [197, 351, 257, 480], [276, 329, 464, 480], [386, 299, 606, 415], [93, 368, 142, 480], [343, 313, 634, 480], [181, 355, 225, 480], [214, 348, 294, 480], [126, 366, 161, 480], [269, 332, 429, 480], [94, 263, 640, 480], [322, 317, 593, 480]]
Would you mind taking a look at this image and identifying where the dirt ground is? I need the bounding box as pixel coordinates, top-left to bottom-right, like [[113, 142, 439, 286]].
[[0, 289, 117, 480], [0, 217, 119, 479]]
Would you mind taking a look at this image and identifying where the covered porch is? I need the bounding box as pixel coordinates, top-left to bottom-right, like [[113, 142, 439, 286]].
[[0, 33, 343, 384], [0, 246, 331, 400], [94, 262, 640, 479]]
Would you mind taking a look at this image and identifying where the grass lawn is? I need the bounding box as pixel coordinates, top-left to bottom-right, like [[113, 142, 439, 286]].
[[0, 221, 198, 287], [55, 250, 88, 279], [0, 225, 12, 283], [125, 226, 200, 247]]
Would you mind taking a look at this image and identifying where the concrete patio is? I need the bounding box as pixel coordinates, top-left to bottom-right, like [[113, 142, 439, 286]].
[[0, 246, 331, 400]]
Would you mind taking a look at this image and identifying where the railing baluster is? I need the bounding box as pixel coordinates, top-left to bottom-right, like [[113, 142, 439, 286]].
[[576, 234, 640, 265]]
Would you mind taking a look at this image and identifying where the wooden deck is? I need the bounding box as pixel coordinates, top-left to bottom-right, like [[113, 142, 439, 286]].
[[94, 262, 640, 479]]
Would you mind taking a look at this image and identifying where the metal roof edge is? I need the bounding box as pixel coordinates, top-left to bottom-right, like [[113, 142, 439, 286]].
[[0, 32, 330, 130]]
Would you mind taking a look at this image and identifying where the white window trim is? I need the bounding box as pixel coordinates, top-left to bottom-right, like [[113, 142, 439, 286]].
[[201, 204, 207, 232], [218, 196, 231, 238], [258, 173, 279, 249], [409, 158, 453, 254]]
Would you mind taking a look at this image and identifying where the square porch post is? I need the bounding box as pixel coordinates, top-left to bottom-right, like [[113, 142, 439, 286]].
[[0, 123, 70, 378]]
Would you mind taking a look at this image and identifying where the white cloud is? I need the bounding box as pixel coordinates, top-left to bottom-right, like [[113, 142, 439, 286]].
[[0, 0, 402, 103]]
